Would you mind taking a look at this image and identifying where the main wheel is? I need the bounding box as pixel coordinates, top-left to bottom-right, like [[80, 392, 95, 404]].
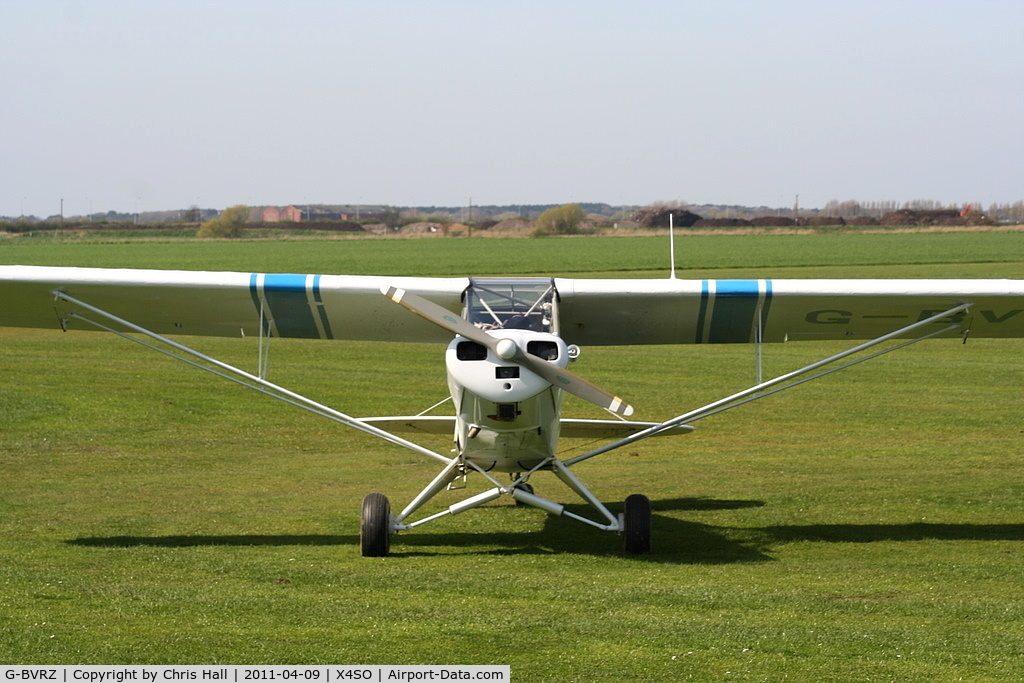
[[513, 481, 534, 507], [360, 492, 392, 557], [622, 493, 652, 555]]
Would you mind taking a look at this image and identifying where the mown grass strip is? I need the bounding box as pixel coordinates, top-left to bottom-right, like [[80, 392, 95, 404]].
[[1, 233, 1022, 679]]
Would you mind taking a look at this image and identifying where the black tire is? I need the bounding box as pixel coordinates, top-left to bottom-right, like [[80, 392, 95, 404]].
[[622, 493, 652, 555], [513, 482, 534, 506], [360, 492, 391, 557]]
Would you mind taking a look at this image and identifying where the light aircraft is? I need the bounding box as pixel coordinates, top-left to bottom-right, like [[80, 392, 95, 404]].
[[2, 265, 1023, 556]]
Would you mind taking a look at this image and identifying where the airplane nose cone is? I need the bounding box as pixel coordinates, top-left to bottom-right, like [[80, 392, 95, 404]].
[[496, 338, 517, 360]]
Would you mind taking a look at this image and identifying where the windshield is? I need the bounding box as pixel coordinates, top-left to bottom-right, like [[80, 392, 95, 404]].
[[464, 278, 558, 333]]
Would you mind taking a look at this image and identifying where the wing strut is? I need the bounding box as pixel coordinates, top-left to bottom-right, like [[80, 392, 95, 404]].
[[51, 291, 453, 465], [755, 297, 765, 384], [257, 298, 270, 380], [565, 303, 973, 466]]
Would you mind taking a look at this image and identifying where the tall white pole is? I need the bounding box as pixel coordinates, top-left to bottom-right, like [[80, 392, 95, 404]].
[[669, 213, 676, 279]]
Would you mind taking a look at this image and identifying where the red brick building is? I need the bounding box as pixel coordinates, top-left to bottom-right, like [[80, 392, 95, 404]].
[[261, 205, 303, 222]]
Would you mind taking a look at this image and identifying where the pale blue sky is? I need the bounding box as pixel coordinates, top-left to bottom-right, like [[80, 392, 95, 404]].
[[3, 0, 1022, 217]]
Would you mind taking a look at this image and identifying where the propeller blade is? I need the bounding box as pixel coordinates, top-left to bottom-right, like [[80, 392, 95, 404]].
[[513, 350, 634, 416], [381, 286, 492, 345], [381, 286, 634, 416]]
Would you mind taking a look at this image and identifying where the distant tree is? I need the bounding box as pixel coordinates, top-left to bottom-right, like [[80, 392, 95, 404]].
[[1008, 201, 1024, 224], [197, 205, 249, 238], [534, 203, 586, 236], [823, 199, 863, 218], [380, 206, 402, 231]]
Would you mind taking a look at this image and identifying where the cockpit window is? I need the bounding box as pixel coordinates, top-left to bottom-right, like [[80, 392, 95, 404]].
[[464, 278, 558, 333]]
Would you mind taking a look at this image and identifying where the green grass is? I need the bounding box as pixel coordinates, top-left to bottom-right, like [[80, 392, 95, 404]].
[[2, 232, 1024, 679], [3, 229, 1024, 276]]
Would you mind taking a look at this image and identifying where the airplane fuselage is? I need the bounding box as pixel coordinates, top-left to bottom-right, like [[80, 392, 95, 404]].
[[446, 329, 567, 471]]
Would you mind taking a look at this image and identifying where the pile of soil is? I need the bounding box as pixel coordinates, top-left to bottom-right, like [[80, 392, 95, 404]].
[[805, 216, 847, 226], [401, 222, 443, 234], [878, 209, 994, 227], [692, 218, 752, 228], [631, 206, 702, 228], [488, 218, 533, 232], [750, 216, 797, 227]]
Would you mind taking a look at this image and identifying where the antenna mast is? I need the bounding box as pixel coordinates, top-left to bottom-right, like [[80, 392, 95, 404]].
[[669, 213, 677, 279]]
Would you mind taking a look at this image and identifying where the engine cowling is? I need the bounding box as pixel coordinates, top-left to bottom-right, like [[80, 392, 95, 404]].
[[445, 329, 568, 404]]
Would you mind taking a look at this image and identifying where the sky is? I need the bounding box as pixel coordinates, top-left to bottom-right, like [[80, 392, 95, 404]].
[[2, 0, 1023, 218]]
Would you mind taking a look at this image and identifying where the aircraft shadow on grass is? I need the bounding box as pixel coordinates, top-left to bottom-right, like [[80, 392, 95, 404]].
[[67, 496, 1024, 564]]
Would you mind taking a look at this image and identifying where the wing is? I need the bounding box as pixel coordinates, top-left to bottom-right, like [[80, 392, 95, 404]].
[[3, 267, 1023, 346], [357, 416, 694, 439], [555, 278, 1024, 345], [0, 265, 467, 342]]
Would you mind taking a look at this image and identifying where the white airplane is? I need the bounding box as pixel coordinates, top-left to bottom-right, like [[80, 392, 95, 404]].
[[2, 265, 1023, 556]]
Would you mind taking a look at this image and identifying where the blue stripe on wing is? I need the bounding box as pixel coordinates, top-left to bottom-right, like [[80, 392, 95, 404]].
[[698, 280, 773, 343], [249, 273, 329, 339]]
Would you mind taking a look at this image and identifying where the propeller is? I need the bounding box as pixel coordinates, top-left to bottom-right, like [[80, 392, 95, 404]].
[[382, 286, 634, 416]]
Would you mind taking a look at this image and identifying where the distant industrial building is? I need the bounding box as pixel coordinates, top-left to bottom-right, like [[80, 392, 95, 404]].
[[260, 205, 351, 223]]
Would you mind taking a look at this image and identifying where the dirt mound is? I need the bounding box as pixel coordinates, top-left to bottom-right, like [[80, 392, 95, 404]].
[[632, 205, 702, 228], [805, 216, 846, 227], [402, 222, 443, 234], [489, 218, 533, 233], [750, 216, 796, 227], [880, 209, 959, 226], [878, 209, 994, 227], [693, 218, 752, 228]]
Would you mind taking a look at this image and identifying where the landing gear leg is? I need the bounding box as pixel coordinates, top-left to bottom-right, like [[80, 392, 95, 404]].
[[622, 493, 652, 555], [360, 492, 392, 557]]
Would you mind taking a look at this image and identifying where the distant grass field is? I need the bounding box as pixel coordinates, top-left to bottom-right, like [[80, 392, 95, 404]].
[[3, 229, 1024, 277], [2, 232, 1023, 679]]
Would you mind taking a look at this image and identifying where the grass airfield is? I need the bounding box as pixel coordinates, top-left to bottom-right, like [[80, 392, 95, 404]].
[[1, 232, 1023, 679]]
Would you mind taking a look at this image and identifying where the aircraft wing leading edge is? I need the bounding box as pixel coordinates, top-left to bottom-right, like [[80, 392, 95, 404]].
[[1, 266, 1023, 345]]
